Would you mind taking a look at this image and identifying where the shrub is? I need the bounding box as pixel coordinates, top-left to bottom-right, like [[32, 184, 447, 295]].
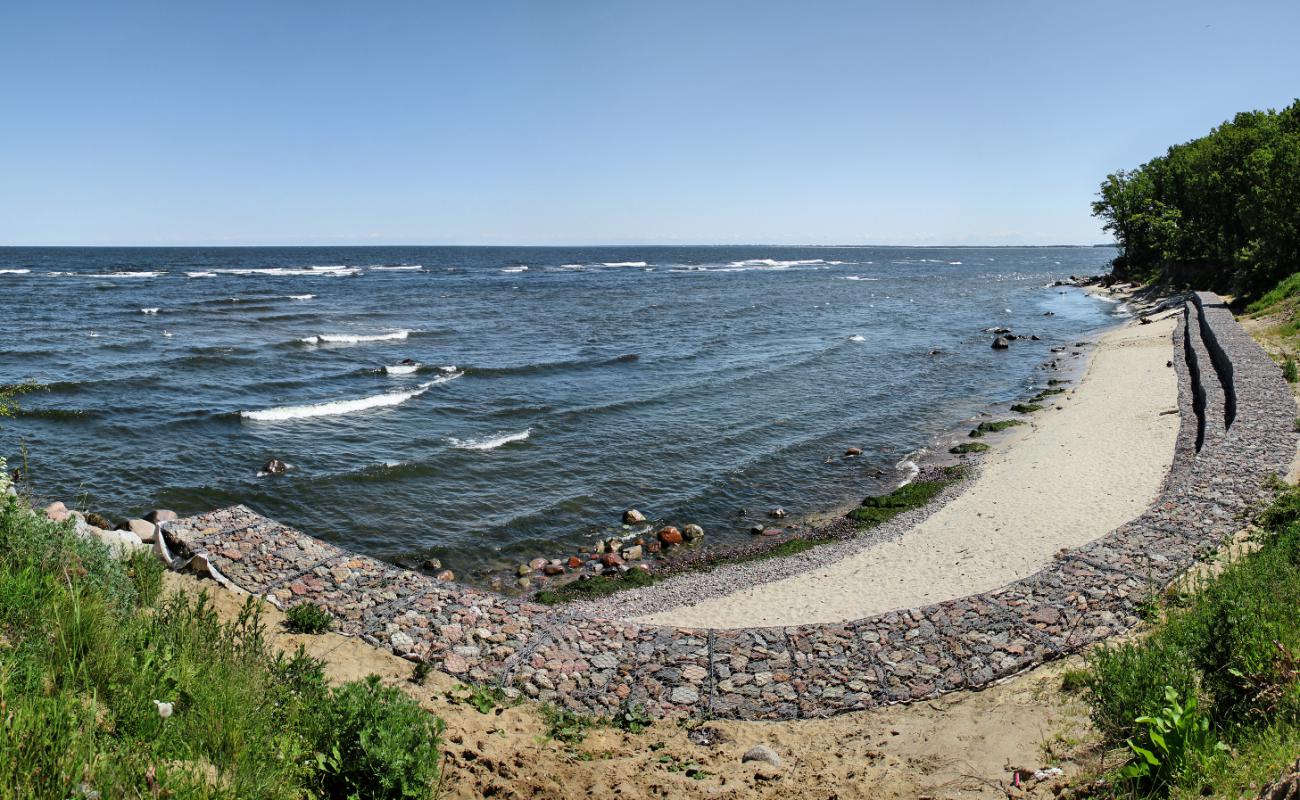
[[316, 675, 444, 800], [1086, 638, 1200, 742], [1284, 358, 1298, 383], [285, 601, 334, 634], [1118, 686, 1227, 795]]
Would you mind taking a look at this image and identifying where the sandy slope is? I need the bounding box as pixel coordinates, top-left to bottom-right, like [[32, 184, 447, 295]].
[[634, 315, 1180, 629]]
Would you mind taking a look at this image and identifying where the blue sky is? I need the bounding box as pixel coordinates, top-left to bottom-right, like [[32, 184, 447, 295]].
[[2, 1, 1297, 246]]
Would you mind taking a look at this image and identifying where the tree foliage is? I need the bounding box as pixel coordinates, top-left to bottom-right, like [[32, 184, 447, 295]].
[[1093, 100, 1300, 296]]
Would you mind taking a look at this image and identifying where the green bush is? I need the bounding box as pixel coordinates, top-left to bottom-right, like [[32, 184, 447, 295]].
[[285, 601, 334, 634], [316, 675, 445, 800], [1087, 638, 1201, 742], [1284, 358, 1299, 383]]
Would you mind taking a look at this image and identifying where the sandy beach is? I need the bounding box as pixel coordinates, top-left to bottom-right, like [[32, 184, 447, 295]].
[[632, 313, 1181, 629]]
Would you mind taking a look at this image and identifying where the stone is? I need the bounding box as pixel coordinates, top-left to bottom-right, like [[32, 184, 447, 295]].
[[144, 509, 177, 524], [742, 745, 782, 768], [434, 569, 455, 582], [84, 511, 114, 529], [758, 528, 783, 537], [516, 563, 532, 576], [657, 526, 683, 546], [670, 685, 699, 704], [528, 557, 547, 571], [124, 518, 157, 542], [423, 558, 443, 571], [992, 336, 1010, 349], [622, 508, 646, 524], [543, 562, 565, 576], [390, 632, 414, 652], [598, 552, 625, 568], [843, 447, 863, 457], [45, 501, 69, 522], [621, 544, 643, 560], [262, 458, 289, 475], [681, 523, 704, 542], [768, 507, 786, 519], [566, 555, 583, 569]]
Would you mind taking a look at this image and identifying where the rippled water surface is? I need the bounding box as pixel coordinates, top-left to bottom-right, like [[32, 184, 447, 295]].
[[0, 246, 1122, 581]]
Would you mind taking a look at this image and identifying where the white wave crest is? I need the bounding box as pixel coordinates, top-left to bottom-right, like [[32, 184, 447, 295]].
[[839, 275, 879, 281], [385, 363, 420, 375], [501, 266, 528, 273], [448, 428, 531, 451], [602, 261, 647, 267], [0, 269, 31, 275], [186, 271, 216, 278], [300, 330, 410, 345], [288, 294, 314, 300], [848, 334, 865, 342], [370, 265, 422, 271], [88, 271, 164, 278], [140, 308, 160, 314], [242, 380, 440, 422]]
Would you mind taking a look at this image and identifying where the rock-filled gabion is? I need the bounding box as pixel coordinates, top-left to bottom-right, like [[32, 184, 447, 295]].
[[162, 293, 1296, 720]]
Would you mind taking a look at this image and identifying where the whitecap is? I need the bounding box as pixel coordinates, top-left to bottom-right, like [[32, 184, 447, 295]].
[[299, 330, 410, 345], [839, 275, 879, 281], [0, 269, 31, 275], [162, 331, 173, 338], [371, 265, 422, 271], [439, 365, 458, 373], [501, 266, 528, 273], [848, 334, 866, 342], [602, 261, 647, 267], [288, 294, 315, 301], [88, 271, 164, 278], [242, 380, 442, 422], [385, 363, 420, 375], [187, 271, 216, 278], [448, 428, 531, 451], [140, 308, 160, 315]]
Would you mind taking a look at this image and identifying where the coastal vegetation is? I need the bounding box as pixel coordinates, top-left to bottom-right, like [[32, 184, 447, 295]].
[[848, 468, 963, 527], [0, 494, 444, 799], [1073, 485, 1300, 798], [969, 419, 1025, 437], [949, 441, 989, 455], [1092, 99, 1300, 296]]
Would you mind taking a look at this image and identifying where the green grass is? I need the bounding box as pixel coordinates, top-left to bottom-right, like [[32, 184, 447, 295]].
[[1246, 272, 1300, 315], [849, 469, 963, 527], [968, 419, 1026, 438], [534, 565, 656, 605], [284, 601, 334, 634], [0, 493, 444, 799], [1284, 358, 1298, 383], [1010, 402, 1044, 413], [1077, 484, 1300, 797], [949, 442, 990, 455]]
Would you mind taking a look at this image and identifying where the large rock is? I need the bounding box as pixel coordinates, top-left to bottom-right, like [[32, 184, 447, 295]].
[[262, 459, 289, 476], [621, 544, 644, 560], [123, 518, 157, 543], [741, 745, 782, 767], [144, 509, 177, 524], [991, 336, 1010, 350], [843, 447, 863, 457], [45, 501, 69, 522], [768, 507, 786, 519], [622, 508, 646, 524], [681, 524, 704, 542]]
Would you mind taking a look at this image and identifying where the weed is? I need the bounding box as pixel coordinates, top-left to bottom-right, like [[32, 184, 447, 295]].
[[450, 683, 508, 714], [411, 660, 433, 685], [614, 702, 654, 734], [535, 566, 655, 605], [284, 601, 334, 633], [1118, 686, 1227, 795], [1060, 667, 1092, 693], [849, 476, 956, 527], [541, 704, 597, 744], [1284, 358, 1298, 383]]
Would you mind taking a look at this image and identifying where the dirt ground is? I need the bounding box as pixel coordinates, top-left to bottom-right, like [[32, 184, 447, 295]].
[[172, 570, 1108, 800]]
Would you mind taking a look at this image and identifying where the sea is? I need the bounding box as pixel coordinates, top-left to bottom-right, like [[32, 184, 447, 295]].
[[0, 245, 1123, 584]]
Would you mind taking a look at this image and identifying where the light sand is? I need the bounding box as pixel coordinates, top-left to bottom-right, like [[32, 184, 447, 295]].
[[634, 315, 1180, 629]]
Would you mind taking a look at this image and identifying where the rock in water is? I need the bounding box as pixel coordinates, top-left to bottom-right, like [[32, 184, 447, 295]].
[[768, 507, 786, 519], [622, 508, 646, 524], [741, 745, 782, 767], [262, 458, 288, 475], [657, 526, 683, 546], [434, 569, 455, 582], [144, 509, 178, 524], [621, 544, 643, 560], [991, 336, 1010, 350], [681, 523, 704, 542], [843, 447, 863, 457]]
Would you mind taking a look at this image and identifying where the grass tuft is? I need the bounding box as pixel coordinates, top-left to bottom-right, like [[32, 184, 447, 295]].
[[284, 600, 334, 634]]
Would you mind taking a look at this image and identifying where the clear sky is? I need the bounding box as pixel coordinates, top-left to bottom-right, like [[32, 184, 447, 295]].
[[2, 0, 1298, 247]]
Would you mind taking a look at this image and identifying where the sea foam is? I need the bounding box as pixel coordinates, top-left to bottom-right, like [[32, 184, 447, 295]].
[[384, 363, 420, 375], [449, 428, 532, 451], [299, 330, 410, 345], [242, 376, 457, 422]]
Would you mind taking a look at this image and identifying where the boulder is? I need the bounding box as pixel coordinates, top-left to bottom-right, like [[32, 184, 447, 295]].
[[749, 525, 767, 536], [622, 508, 646, 524], [262, 458, 289, 475], [124, 518, 157, 543], [843, 447, 863, 457], [991, 336, 1010, 350], [741, 745, 782, 768], [144, 509, 177, 524], [423, 558, 442, 571], [45, 501, 69, 522], [598, 552, 625, 568], [768, 508, 786, 519], [622, 544, 643, 560], [657, 526, 683, 546], [681, 523, 704, 542], [84, 511, 114, 529]]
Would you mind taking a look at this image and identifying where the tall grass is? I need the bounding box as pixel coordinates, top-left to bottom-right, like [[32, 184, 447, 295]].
[[1082, 486, 1300, 797], [0, 494, 444, 799]]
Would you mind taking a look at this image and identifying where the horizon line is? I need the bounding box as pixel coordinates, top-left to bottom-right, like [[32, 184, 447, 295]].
[[0, 242, 1118, 249]]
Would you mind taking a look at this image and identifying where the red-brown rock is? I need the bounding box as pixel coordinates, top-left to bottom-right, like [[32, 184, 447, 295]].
[[657, 526, 683, 546], [598, 552, 625, 568], [566, 555, 583, 569]]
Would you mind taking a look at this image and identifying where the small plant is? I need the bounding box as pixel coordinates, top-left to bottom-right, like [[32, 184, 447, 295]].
[[1118, 686, 1227, 794], [1060, 667, 1092, 693], [949, 442, 990, 455], [1010, 402, 1044, 413], [450, 683, 507, 714], [541, 704, 596, 744], [284, 601, 333, 634], [1283, 358, 1298, 383], [316, 675, 445, 800], [124, 548, 164, 606], [614, 702, 653, 734], [410, 660, 433, 685]]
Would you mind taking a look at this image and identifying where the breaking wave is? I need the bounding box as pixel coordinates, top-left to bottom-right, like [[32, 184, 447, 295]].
[[448, 428, 532, 451]]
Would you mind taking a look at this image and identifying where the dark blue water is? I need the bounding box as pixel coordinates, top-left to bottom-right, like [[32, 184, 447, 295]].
[[0, 246, 1121, 583]]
